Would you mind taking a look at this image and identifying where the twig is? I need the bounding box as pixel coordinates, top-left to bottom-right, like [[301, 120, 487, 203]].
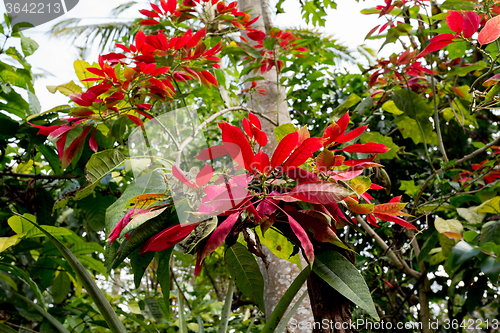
[[0, 172, 80, 180], [170, 267, 193, 311], [411, 135, 500, 213], [4, 322, 39, 333], [356, 215, 421, 280]]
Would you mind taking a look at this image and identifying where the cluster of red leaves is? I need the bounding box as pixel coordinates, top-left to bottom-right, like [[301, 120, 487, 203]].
[[369, 48, 433, 96], [243, 28, 308, 74], [30, 0, 268, 168], [418, 10, 500, 58], [132, 111, 415, 276], [458, 160, 500, 186], [239, 80, 266, 95]]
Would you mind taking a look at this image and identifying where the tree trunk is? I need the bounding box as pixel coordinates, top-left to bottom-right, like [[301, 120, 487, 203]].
[[238, 1, 313, 332], [306, 247, 357, 333]]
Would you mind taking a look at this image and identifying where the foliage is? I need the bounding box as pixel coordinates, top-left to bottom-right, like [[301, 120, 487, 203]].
[[2, 0, 500, 332]]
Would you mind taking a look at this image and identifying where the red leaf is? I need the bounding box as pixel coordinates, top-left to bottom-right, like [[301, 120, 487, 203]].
[[139, 9, 160, 17], [199, 70, 218, 87], [246, 30, 266, 41], [374, 213, 417, 230], [140, 222, 199, 253], [61, 127, 91, 169], [284, 211, 314, 262], [250, 125, 268, 147], [127, 115, 144, 130], [374, 202, 410, 216], [283, 137, 324, 170], [270, 131, 299, 170], [366, 25, 381, 39], [446, 10, 464, 33], [463, 11, 480, 38], [248, 112, 261, 129], [316, 149, 335, 173], [253, 150, 270, 174], [242, 118, 253, 138], [172, 165, 194, 188], [195, 212, 240, 277], [339, 142, 390, 153], [370, 184, 384, 190], [89, 129, 98, 153], [288, 181, 353, 204], [323, 112, 350, 146], [336, 125, 368, 143], [187, 27, 207, 48], [416, 33, 456, 58], [478, 15, 500, 45], [195, 145, 229, 160], [219, 122, 255, 171]]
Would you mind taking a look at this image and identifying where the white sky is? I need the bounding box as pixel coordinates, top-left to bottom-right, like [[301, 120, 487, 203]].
[[1, 0, 391, 111]]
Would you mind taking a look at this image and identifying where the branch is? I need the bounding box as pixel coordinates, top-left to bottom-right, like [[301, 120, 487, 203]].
[[412, 135, 500, 213], [356, 215, 421, 280], [175, 106, 277, 165], [0, 172, 80, 180]]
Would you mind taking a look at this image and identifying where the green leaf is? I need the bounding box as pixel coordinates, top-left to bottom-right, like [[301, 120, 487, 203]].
[[261, 266, 311, 333], [275, 291, 308, 333], [77, 255, 107, 276], [435, 217, 463, 256], [475, 196, 500, 214], [481, 256, 500, 283], [450, 241, 481, 267], [225, 243, 265, 311], [145, 297, 164, 323], [13, 213, 127, 333], [274, 123, 296, 143], [0, 89, 29, 118], [394, 115, 438, 145], [181, 217, 217, 254], [25, 226, 72, 238], [360, 132, 400, 160], [464, 230, 479, 243], [0, 323, 18, 333], [20, 36, 39, 57], [8, 213, 36, 234], [130, 248, 155, 289], [156, 248, 174, 318], [332, 94, 361, 116], [418, 231, 440, 262], [74, 60, 99, 89], [457, 207, 485, 225], [28, 89, 41, 115], [392, 89, 434, 123], [54, 149, 126, 211], [0, 112, 19, 140], [0, 272, 18, 291], [0, 264, 46, 311], [313, 250, 379, 320], [447, 61, 487, 77], [255, 226, 301, 268], [46, 81, 82, 96], [217, 280, 235, 333], [382, 100, 403, 115], [13, 292, 70, 333], [481, 221, 500, 245], [52, 270, 71, 303], [399, 180, 420, 197]]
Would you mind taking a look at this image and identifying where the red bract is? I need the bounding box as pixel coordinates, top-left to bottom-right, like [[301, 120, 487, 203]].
[[140, 222, 200, 253], [417, 34, 456, 58], [478, 15, 500, 46]]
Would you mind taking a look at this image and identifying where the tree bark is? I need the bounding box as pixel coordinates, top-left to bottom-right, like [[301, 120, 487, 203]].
[[306, 248, 357, 333], [238, 1, 313, 332]]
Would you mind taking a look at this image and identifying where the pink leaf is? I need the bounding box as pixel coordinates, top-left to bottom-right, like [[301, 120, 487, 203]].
[[172, 165, 195, 188], [89, 129, 98, 153], [478, 15, 500, 45], [463, 11, 480, 38], [195, 145, 229, 161], [446, 10, 464, 33], [284, 211, 314, 262], [288, 181, 353, 204], [196, 164, 214, 187], [374, 213, 417, 230], [195, 213, 240, 277]]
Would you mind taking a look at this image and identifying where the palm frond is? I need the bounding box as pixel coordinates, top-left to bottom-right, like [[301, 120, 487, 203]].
[[49, 18, 136, 52]]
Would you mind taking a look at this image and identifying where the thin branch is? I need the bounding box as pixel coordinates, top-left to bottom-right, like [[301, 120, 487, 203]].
[[4, 322, 39, 333], [411, 135, 500, 213], [0, 172, 80, 180], [356, 215, 421, 280]]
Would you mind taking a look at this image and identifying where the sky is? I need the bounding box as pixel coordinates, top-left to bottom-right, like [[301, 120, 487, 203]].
[[1, 0, 390, 112]]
